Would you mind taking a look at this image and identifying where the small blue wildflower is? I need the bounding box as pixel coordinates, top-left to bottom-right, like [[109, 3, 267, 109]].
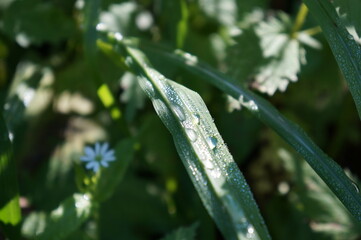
[[80, 142, 116, 172]]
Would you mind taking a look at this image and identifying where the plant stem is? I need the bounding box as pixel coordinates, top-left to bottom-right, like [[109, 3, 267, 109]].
[[291, 3, 309, 38]]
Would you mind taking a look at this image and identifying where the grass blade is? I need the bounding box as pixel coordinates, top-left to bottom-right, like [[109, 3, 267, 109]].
[[113, 44, 271, 240], [129, 40, 361, 222], [0, 113, 21, 226], [303, 0, 361, 120]]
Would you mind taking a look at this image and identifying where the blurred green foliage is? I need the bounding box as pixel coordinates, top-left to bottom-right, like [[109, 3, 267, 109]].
[[0, 0, 360, 239]]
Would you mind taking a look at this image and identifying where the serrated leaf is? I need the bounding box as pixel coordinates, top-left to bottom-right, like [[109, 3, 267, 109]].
[[227, 12, 319, 95], [0, 113, 21, 226], [113, 45, 271, 240], [160, 222, 199, 240], [22, 194, 92, 240], [254, 39, 304, 95], [332, 0, 361, 38], [304, 0, 361, 120]]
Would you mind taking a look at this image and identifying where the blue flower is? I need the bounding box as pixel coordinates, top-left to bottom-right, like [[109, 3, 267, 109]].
[[80, 142, 116, 172]]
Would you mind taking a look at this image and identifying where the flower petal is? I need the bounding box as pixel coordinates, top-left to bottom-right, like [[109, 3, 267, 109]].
[[92, 163, 100, 172], [84, 146, 95, 158], [85, 161, 97, 170], [80, 156, 94, 162], [103, 156, 116, 162], [95, 142, 101, 155], [100, 160, 109, 167], [100, 142, 109, 155], [103, 150, 115, 159]]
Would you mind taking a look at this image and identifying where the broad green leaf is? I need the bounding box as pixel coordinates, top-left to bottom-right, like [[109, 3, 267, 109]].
[[303, 0, 361, 120], [3, 0, 75, 47], [0, 113, 21, 226], [160, 222, 199, 240], [22, 194, 92, 240], [94, 138, 134, 202], [332, 0, 361, 38], [129, 40, 361, 222], [102, 42, 271, 240]]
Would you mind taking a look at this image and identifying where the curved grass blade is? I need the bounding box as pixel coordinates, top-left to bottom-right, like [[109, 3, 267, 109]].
[[122, 40, 361, 222], [0, 113, 21, 226], [119, 45, 271, 240], [303, 0, 361, 120]]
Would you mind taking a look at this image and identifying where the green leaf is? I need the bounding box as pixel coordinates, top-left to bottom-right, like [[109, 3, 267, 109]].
[[3, 0, 75, 47], [228, 12, 320, 95], [94, 138, 135, 202], [303, 0, 361, 120], [332, 0, 361, 37], [160, 222, 199, 240], [130, 40, 361, 222], [0, 113, 21, 226], [108, 44, 271, 240], [21, 194, 92, 240]]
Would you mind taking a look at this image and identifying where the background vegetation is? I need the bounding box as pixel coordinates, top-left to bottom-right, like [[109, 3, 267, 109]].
[[0, 0, 360, 239]]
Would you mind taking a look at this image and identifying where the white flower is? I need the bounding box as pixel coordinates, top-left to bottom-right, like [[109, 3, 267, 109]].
[[80, 142, 116, 172]]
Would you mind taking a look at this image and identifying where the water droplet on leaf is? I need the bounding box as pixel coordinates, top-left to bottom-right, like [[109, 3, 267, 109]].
[[185, 128, 198, 142], [207, 136, 218, 150], [352, 181, 360, 193], [193, 114, 200, 125], [172, 104, 186, 121]]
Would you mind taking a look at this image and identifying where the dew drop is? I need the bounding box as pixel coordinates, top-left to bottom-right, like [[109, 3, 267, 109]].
[[143, 79, 156, 97], [207, 136, 218, 150], [185, 128, 198, 142], [203, 159, 214, 169], [210, 168, 221, 178], [246, 225, 255, 238], [347, 34, 354, 40], [172, 104, 186, 121], [352, 181, 360, 193], [193, 114, 200, 125]]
